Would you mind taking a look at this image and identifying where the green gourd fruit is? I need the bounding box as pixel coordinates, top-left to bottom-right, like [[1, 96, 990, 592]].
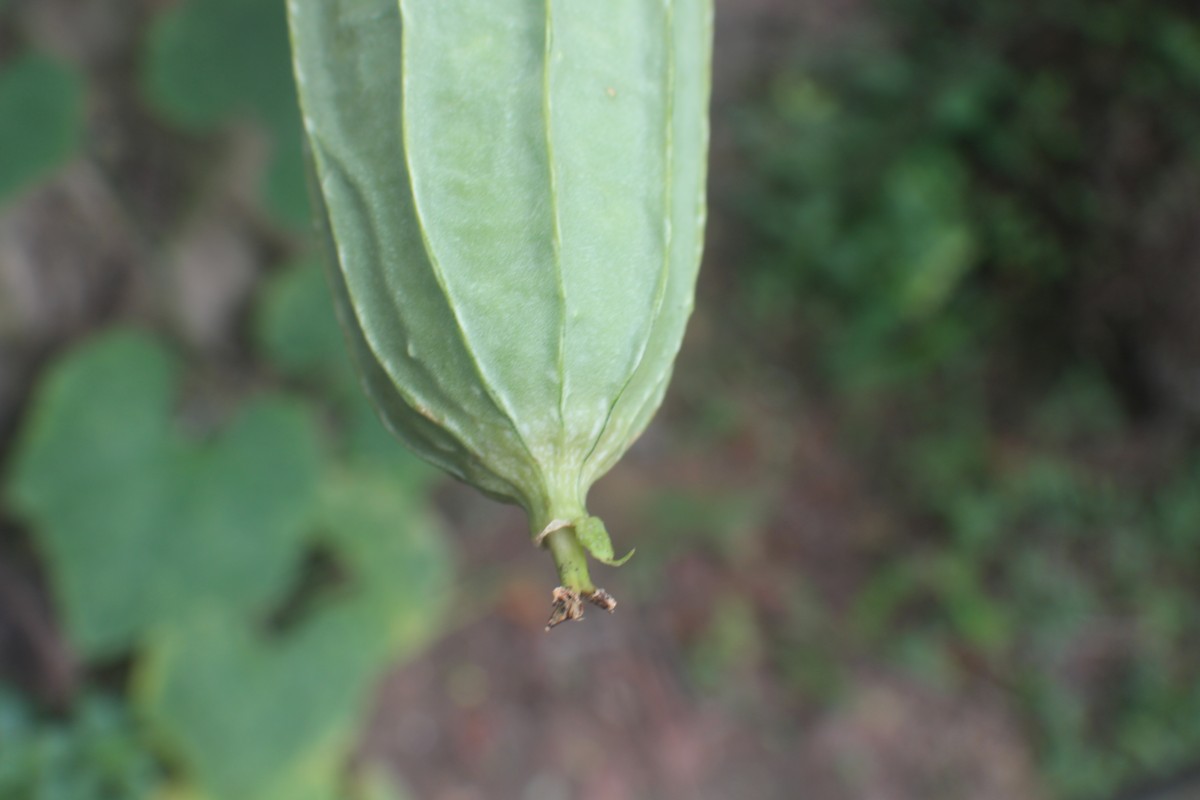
[[288, 0, 712, 626]]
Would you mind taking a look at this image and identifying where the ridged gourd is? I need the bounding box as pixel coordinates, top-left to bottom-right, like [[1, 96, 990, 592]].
[[288, 0, 713, 626]]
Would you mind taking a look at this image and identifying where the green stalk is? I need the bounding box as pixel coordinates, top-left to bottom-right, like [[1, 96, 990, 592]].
[[540, 523, 616, 629], [544, 526, 595, 593]]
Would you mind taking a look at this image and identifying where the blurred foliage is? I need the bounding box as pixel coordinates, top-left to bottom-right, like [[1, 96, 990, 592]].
[[8, 332, 323, 658], [257, 263, 354, 386], [0, 688, 161, 800], [741, 2, 1200, 797], [4, 5, 442, 786], [4, 259, 451, 798], [2, 3, 321, 794], [142, 0, 308, 226], [860, 436, 1200, 798], [741, 0, 1200, 394], [0, 52, 84, 203], [254, 260, 442, 485]]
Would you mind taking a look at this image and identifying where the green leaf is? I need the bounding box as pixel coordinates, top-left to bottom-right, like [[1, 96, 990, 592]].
[[6, 329, 323, 658], [0, 52, 84, 202], [316, 466, 453, 646], [264, 132, 310, 228], [142, 0, 307, 225], [256, 260, 350, 381], [138, 612, 350, 800], [255, 259, 441, 483], [142, 0, 294, 133], [137, 466, 450, 800]]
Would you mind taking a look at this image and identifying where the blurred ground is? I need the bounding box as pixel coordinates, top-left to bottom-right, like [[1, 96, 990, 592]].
[[356, 389, 1044, 800]]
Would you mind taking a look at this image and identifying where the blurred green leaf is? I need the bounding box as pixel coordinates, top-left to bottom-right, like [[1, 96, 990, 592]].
[[141, 0, 307, 225], [264, 134, 310, 228], [6, 329, 323, 658], [257, 261, 348, 382], [142, 0, 293, 133], [0, 687, 162, 800], [5, 329, 446, 799], [256, 260, 440, 485], [138, 612, 352, 800], [315, 465, 452, 647], [137, 466, 450, 800], [0, 52, 84, 202]]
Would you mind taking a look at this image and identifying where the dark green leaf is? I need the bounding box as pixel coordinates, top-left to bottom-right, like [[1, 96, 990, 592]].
[[143, 0, 307, 225], [0, 53, 84, 202], [6, 330, 323, 657], [137, 467, 450, 800]]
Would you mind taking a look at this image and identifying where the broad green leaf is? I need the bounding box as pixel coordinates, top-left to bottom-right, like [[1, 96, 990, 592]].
[[137, 467, 450, 800], [138, 610, 351, 800], [314, 468, 452, 655], [143, 0, 307, 225], [0, 52, 84, 202], [6, 330, 323, 657]]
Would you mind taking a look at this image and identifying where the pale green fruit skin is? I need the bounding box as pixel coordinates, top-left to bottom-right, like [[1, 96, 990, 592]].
[[289, 0, 712, 585]]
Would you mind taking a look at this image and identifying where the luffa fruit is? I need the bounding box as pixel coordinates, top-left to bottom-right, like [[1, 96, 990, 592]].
[[288, 0, 712, 626]]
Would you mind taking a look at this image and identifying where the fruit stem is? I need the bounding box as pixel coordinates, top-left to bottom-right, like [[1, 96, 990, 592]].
[[541, 523, 618, 629], [544, 527, 595, 593]]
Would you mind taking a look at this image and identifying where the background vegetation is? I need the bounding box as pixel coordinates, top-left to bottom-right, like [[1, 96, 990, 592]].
[[2, 1, 1199, 798]]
